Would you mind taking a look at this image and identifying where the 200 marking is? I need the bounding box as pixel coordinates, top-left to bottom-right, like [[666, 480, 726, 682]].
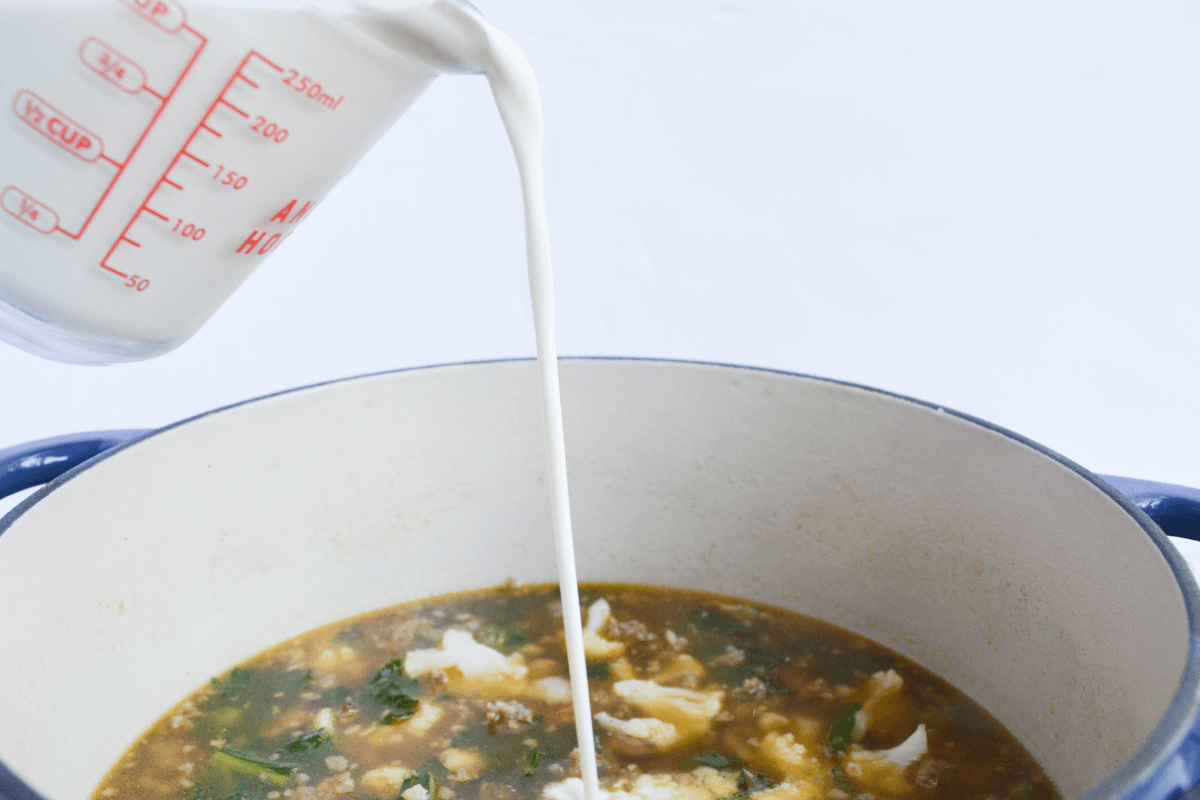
[[212, 165, 247, 190], [251, 116, 288, 142]]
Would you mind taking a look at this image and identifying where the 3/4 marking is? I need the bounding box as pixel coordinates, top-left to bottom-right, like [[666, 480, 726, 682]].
[[250, 116, 288, 142], [11, 90, 104, 163], [212, 165, 247, 189], [1, 186, 58, 234], [79, 38, 146, 94]]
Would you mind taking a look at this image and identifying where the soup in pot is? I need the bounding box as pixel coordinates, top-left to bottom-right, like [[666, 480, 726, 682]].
[[92, 584, 1060, 800]]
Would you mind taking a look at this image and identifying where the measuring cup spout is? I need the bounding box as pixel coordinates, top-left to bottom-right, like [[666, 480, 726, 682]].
[[329, 0, 494, 75]]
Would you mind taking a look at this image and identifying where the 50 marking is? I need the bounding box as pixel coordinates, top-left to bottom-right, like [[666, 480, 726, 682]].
[[172, 218, 205, 240], [212, 164, 247, 190], [251, 116, 288, 142], [125, 274, 150, 291]]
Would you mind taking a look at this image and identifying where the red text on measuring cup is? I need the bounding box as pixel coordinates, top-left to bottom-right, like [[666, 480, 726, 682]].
[[120, 0, 187, 34], [1, 187, 59, 235], [12, 91, 104, 163], [79, 38, 147, 94]]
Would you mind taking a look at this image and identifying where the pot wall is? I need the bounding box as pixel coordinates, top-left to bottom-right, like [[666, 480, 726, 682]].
[[0, 360, 1192, 799]]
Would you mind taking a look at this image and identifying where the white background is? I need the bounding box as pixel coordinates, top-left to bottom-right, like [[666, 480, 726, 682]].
[[2, 0, 1198, 515]]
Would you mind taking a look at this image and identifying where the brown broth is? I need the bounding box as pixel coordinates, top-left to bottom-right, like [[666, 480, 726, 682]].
[[93, 583, 1061, 800]]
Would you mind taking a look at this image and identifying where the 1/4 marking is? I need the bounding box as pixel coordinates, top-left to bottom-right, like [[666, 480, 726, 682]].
[[250, 116, 288, 142], [172, 218, 205, 240], [212, 164, 247, 189], [1, 186, 58, 234]]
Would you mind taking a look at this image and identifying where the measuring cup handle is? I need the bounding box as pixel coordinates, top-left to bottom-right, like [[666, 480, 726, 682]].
[[0, 429, 150, 501], [1100, 474, 1200, 542]]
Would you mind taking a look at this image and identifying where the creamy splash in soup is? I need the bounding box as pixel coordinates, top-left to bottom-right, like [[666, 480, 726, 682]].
[[92, 583, 1060, 800]]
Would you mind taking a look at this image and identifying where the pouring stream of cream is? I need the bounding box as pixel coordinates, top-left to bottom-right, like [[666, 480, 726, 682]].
[[482, 29, 603, 800], [344, 5, 599, 795]]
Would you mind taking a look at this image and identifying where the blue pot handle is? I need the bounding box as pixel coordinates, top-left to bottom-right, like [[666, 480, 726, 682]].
[[1100, 475, 1200, 542], [0, 430, 151, 501], [3, 433, 1198, 538]]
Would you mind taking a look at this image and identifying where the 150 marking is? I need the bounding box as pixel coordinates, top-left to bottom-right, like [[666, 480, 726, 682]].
[[212, 164, 247, 189]]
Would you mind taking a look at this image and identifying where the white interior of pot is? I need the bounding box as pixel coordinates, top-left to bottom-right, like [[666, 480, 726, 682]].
[[0, 360, 1189, 800]]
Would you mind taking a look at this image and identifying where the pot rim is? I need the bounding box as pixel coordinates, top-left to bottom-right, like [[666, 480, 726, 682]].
[[1, 356, 1197, 800]]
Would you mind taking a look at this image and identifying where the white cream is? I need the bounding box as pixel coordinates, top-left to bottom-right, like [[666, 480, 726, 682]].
[[480, 25, 602, 800], [348, 4, 600, 793]]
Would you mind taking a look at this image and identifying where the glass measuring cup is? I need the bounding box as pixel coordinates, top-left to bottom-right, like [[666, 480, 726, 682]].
[[0, 0, 492, 364]]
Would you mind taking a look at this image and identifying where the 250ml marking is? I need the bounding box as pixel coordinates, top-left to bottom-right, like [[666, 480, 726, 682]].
[[282, 70, 342, 109]]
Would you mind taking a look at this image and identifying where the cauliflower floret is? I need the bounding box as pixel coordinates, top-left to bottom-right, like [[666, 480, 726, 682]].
[[594, 712, 680, 749], [844, 724, 928, 795], [525, 676, 573, 705], [650, 654, 706, 685], [404, 629, 528, 695], [609, 657, 636, 681], [439, 747, 487, 782], [360, 765, 415, 795], [404, 701, 446, 735], [311, 707, 336, 733], [367, 702, 446, 746], [758, 731, 825, 785], [853, 669, 908, 740], [612, 680, 723, 741], [542, 767, 737, 800], [401, 787, 430, 800], [583, 599, 626, 662], [317, 645, 358, 670]]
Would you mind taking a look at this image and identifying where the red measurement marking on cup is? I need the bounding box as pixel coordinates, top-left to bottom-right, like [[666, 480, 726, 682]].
[[79, 38, 147, 95], [101, 51, 283, 280], [281, 69, 343, 109], [48, 6, 206, 240], [12, 91, 105, 163], [120, 0, 187, 34], [1, 186, 58, 234]]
